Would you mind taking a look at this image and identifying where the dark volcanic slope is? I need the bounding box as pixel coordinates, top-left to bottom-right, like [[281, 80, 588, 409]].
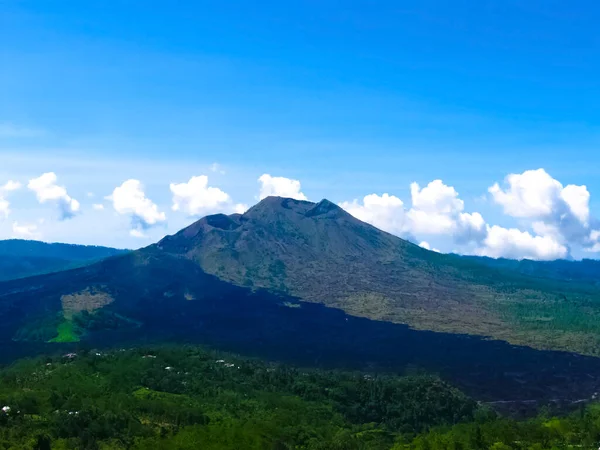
[[2, 248, 600, 407], [1, 198, 600, 406]]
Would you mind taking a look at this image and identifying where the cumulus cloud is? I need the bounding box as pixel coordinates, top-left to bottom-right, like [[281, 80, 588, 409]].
[[258, 174, 307, 201], [27, 172, 80, 220], [340, 176, 573, 261], [410, 180, 463, 215], [489, 169, 563, 218], [92, 204, 105, 211], [0, 180, 21, 218], [107, 180, 166, 233], [476, 225, 568, 261], [1, 181, 21, 192], [455, 212, 487, 245], [406, 209, 455, 235], [585, 230, 600, 253], [339, 193, 408, 236], [170, 175, 244, 216], [341, 180, 486, 245], [12, 222, 41, 240], [407, 181, 487, 242], [489, 168, 596, 249]]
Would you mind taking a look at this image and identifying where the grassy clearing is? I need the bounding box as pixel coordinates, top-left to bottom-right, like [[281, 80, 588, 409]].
[[49, 318, 79, 343]]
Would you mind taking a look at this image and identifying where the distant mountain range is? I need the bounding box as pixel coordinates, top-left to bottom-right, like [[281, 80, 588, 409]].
[[1, 196, 600, 360], [0, 239, 129, 282], [457, 254, 600, 286]]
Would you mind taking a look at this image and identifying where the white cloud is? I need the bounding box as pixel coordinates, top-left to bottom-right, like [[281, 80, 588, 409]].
[[129, 229, 148, 239], [489, 169, 562, 218], [0, 180, 22, 219], [339, 193, 408, 236], [585, 243, 600, 253], [340, 176, 573, 261], [170, 175, 239, 216], [107, 179, 166, 233], [408, 181, 486, 243], [234, 203, 248, 214], [582, 230, 600, 253], [419, 241, 441, 252], [92, 203, 105, 211], [410, 180, 463, 215], [406, 208, 455, 235], [561, 184, 590, 226], [341, 181, 486, 245], [489, 168, 595, 249], [0, 198, 9, 219], [476, 225, 568, 261], [27, 172, 80, 220], [258, 174, 307, 201], [1, 181, 21, 192], [12, 222, 41, 240], [455, 212, 487, 245]]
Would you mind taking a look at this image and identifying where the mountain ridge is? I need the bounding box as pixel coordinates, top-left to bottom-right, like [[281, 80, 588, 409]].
[[0, 239, 129, 282]]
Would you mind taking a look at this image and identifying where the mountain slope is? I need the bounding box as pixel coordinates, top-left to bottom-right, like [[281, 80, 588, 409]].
[[4, 244, 600, 406], [156, 197, 600, 354], [0, 239, 129, 282], [158, 198, 492, 322], [1, 197, 600, 358]]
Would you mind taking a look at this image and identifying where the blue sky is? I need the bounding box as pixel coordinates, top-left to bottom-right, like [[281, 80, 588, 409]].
[[1, 1, 600, 259]]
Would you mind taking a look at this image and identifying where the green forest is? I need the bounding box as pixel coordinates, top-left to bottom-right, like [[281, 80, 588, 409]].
[[0, 345, 597, 449]]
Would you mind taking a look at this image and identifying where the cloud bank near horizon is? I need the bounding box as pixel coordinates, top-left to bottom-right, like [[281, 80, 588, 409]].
[[1, 166, 599, 261]]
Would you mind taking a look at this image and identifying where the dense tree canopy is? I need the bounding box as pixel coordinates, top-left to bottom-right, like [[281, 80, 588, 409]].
[[0, 345, 597, 449], [0, 345, 476, 449]]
